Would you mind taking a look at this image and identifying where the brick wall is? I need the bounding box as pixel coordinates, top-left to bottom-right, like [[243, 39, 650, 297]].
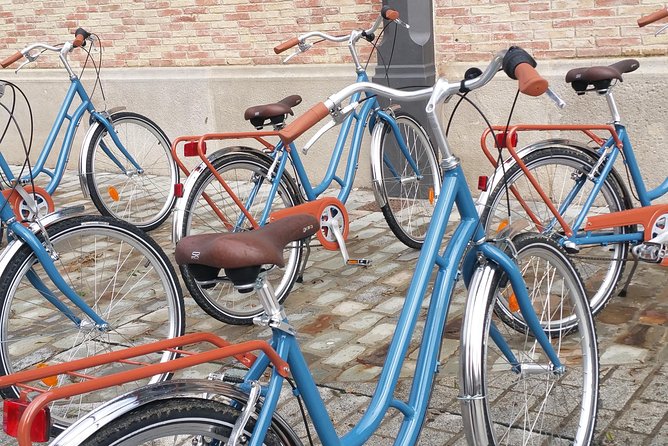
[[0, 1, 667, 71]]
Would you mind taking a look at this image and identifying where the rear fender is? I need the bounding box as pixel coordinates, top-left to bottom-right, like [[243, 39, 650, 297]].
[[50, 379, 302, 446]]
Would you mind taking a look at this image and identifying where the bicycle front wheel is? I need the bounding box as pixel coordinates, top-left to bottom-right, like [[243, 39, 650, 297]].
[[178, 151, 303, 325], [0, 215, 185, 434], [480, 146, 629, 321], [461, 234, 599, 445], [375, 113, 440, 249], [85, 112, 177, 231], [78, 398, 293, 446]]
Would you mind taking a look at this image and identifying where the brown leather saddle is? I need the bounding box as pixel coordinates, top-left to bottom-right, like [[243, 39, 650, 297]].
[[244, 95, 302, 129], [565, 59, 639, 94], [175, 214, 318, 289]]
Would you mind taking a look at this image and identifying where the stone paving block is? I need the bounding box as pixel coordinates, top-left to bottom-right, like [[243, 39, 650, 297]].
[[599, 377, 639, 411], [615, 399, 668, 434], [641, 373, 668, 403], [358, 323, 396, 345]]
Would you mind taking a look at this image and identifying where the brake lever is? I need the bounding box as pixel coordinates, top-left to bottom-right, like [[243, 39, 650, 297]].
[[302, 119, 336, 154], [15, 51, 38, 73], [302, 101, 359, 154], [282, 42, 312, 64], [656, 24, 668, 36], [546, 87, 566, 109], [394, 18, 410, 29]]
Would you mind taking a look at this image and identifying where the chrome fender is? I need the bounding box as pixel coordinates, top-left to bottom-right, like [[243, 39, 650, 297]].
[[0, 206, 86, 275], [475, 138, 599, 216], [50, 379, 302, 446], [77, 108, 127, 198], [459, 263, 498, 445], [172, 146, 276, 243], [369, 118, 388, 208]]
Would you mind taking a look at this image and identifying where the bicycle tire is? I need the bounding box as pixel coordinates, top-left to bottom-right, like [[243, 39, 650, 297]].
[[461, 233, 599, 445], [480, 146, 630, 322], [78, 398, 291, 446], [376, 113, 441, 249], [85, 111, 177, 231], [0, 215, 185, 434], [178, 151, 303, 325]]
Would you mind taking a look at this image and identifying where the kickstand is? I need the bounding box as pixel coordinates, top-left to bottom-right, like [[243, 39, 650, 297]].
[[296, 238, 312, 283], [618, 250, 639, 297]]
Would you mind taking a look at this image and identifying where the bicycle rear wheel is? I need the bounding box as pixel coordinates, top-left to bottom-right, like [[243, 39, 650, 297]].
[[461, 234, 598, 445], [78, 398, 293, 446], [177, 150, 303, 325], [85, 112, 177, 231], [0, 215, 185, 434], [374, 113, 440, 249], [480, 146, 630, 322]]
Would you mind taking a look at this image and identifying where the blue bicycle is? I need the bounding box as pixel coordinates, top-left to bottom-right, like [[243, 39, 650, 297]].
[[54, 47, 599, 446], [1, 28, 178, 231], [172, 9, 441, 324]]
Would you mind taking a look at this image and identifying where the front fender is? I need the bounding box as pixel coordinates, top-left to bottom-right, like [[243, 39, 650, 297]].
[[77, 108, 128, 198], [172, 146, 278, 243], [77, 123, 101, 198], [475, 138, 608, 216], [51, 379, 302, 446], [369, 115, 387, 207], [0, 206, 86, 275]]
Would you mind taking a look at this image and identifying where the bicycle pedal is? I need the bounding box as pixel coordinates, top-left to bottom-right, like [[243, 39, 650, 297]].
[[214, 368, 246, 384], [347, 258, 371, 267]]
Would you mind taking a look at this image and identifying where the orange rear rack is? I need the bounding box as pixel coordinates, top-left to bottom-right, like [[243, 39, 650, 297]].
[[480, 124, 622, 237], [0, 332, 288, 446], [171, 131, 282, 231]]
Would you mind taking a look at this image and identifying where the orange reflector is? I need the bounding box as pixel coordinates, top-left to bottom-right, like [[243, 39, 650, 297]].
[[3, 399, 51, 442], [496, 219, 509, 233], [508, 293, 520, 313], [36, 363, 58, 387], [429, 187, 434, 205], [108, 186, 120, 202]]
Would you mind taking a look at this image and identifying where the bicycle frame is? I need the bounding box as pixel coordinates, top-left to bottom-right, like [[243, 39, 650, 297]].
[[0, 76, 141, 195], [234, 161, 561, 446], [173, 70, 418, 226]]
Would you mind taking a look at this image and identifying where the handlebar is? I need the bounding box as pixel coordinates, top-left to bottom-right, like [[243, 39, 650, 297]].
[[278, 47, 547, 145], [274, 8, 402, 58], [638, 7, 668, 27], [1, 28, 92, 69]]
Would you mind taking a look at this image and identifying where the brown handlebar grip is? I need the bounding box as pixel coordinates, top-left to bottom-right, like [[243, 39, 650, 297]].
[[73, 34, 85, 48], [274, 37, 300, 55], [515, 63, 548, 97], [384, 9, 400, 21], [279, 102, 330, 145], [1, 51, 23, 68], [638, 8, 668, 27]]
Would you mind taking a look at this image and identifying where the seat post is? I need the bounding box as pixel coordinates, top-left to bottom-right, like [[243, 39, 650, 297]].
[[252, 277, 289, 328], [604, 90, 621, 124]]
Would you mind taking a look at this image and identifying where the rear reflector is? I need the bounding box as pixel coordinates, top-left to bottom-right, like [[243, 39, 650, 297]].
[[3, 399, 50, 442], [184, 141, 207, 157], [478, 176, 489, 192], [174, 183, 184, 198], [494, 132, 518, 149]]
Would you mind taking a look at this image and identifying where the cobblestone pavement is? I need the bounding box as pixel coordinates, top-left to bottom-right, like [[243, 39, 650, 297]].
[[1, 173, 666, 445]]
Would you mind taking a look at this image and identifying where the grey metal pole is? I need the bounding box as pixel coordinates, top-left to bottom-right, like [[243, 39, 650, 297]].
[[372, 0, 436, 125]]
